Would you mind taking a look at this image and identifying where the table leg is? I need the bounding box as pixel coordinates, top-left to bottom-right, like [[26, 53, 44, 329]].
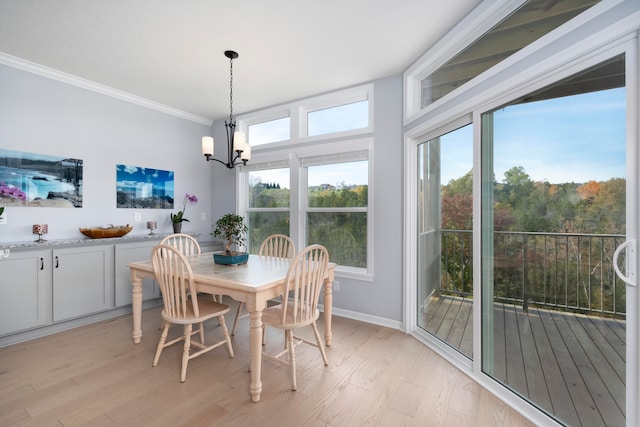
[[323, 276, 333, 346], [131, 270, 143, 344], [249, 309, 263, 402]]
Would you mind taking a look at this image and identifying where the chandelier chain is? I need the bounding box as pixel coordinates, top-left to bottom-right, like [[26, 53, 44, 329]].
[[229, 55, 234, 123]]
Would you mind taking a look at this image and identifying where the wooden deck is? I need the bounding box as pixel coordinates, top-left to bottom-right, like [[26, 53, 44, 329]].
[[424, 295, 626, 427]]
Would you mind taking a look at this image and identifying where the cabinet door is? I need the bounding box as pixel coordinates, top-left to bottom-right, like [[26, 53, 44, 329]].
[[53, 245, 114, 322], [0, 250, 51, 336], [114, 241, 159, 307]]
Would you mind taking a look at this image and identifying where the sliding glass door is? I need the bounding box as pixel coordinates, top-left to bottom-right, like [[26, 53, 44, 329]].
[[417, 124, 473, 358], [480, 55, 627, 426]]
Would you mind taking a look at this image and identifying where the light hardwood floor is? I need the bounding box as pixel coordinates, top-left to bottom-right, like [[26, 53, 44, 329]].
[[0, 302, 534, 427]]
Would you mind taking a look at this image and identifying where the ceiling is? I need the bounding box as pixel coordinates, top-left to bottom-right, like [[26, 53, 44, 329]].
[[0, 0, 480, 123]]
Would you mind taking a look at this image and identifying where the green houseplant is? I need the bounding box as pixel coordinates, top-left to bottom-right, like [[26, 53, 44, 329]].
[[211, 213, 248, 264]]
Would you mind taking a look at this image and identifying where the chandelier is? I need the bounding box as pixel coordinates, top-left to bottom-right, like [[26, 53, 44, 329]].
[[201, 50, 250, 168]]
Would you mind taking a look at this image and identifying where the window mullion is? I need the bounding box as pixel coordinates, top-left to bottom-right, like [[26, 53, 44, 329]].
[[290, 153, 303, 250]]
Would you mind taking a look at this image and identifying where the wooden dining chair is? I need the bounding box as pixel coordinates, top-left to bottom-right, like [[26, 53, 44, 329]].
[[161, 233, 226, 304], [261, 244, 329, 391], [160, 233, 201, 255], [151, 244, 234, 382], [230, 234, 296, 335]]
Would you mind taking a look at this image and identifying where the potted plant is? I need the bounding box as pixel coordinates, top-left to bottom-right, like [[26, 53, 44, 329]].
[[170, 193, 197, 233], [211, 213, 249, 265]]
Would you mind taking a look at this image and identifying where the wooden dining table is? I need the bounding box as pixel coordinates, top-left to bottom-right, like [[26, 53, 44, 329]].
[[128, 252, 335, 402]]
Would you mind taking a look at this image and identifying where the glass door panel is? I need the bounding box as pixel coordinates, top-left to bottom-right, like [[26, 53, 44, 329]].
[[481, 55, 626, 426], [418, 124, 473, 358]]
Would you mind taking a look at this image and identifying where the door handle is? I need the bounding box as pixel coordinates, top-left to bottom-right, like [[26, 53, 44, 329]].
[[613, 239, 636, 286]]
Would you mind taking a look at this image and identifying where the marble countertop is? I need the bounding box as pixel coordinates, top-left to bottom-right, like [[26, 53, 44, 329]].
[[0, 232, 205, 250]]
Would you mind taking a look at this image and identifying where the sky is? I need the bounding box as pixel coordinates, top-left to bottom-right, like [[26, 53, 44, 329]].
[[440, 87, 626, 185]]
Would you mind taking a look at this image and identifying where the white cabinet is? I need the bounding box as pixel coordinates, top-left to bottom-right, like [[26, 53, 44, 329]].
[[52, 245, 115, 322], [114, 240, 159, 307], [0, 249, 51, 336]]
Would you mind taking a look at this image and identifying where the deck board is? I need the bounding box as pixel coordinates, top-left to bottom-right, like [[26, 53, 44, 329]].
[[422, 295, 626, 427]]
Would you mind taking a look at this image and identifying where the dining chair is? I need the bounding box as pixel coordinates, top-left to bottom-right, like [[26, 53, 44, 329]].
[[151, 244, 234, 382], [230, 234, 296, 335], [161, 233, 227, 304], [160, 233, 201, 255], [261, 244, 329, 391]]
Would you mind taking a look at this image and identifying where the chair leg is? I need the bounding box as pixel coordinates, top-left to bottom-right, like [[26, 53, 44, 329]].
[[198, 321, 205, 345], [231, 301, 243, 336], [218, 314, 235, 358], [152, 321, 170, 367], [286, 329, 297, 391], [180, 324, 192, 383], [311, 322, 328, 366]]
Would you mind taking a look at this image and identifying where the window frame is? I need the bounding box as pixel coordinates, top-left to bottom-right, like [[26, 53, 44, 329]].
[[237, 84, 374, 279], [238, 83, 373, 147], [238, 137, 373, 280]]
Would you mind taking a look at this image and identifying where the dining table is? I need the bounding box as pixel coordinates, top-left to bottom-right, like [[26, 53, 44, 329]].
[[128, 252, 336, 402]]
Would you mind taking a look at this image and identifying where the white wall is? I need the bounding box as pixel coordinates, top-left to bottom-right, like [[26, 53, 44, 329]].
[[0, 63, 216, 243]]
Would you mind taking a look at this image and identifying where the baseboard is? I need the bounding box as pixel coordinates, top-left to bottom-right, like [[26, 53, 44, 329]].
[[319, 304, 403, 331]]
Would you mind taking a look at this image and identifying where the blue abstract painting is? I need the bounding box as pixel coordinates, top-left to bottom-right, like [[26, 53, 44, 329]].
[[116, 164, 174, 209]]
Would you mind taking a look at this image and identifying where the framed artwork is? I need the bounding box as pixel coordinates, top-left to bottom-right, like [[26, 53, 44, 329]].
[[0, 148, 83, 208], [116, 164, 174, 209]]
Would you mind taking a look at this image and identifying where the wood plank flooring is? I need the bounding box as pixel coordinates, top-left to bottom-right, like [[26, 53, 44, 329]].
[[0, 299, 533, 427], [424, 295, 626, 427]]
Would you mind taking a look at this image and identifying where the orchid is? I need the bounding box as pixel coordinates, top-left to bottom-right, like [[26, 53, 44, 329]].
[[170, 193, 198, 223]]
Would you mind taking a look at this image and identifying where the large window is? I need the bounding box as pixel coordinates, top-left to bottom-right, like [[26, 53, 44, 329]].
[[238, 85, 373, 276], [304, 156, 368, 269], [241, 145, 370, 274]]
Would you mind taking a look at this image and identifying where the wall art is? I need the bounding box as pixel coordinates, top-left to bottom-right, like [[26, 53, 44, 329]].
[[0, 148, 83, 208], [116, 164, 174, 209]]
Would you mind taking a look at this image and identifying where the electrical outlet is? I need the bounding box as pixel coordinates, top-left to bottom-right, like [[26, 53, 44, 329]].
[[333, 280, 340, 291], [134, 212, 142, 222], [201, 212, 206, 221]]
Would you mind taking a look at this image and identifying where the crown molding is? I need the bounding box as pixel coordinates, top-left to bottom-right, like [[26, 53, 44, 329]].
[[0, 51, 212, 126]]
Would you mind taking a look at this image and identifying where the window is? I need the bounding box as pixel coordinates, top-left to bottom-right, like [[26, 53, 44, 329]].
[[420, 0, 600, 108], [304, 154, 369, 269], [238, 84, 373, 276], [244, 162, 290, 253], [247, 116, 290, 147], [308, 100, 368, 137]]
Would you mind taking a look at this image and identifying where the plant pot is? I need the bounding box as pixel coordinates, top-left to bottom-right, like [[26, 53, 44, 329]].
[[172, 222, 182, 233], [213, 251, 249, 265]]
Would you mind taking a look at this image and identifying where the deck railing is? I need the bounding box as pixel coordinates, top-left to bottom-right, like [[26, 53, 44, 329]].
[[440, 230, 627, 318]]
